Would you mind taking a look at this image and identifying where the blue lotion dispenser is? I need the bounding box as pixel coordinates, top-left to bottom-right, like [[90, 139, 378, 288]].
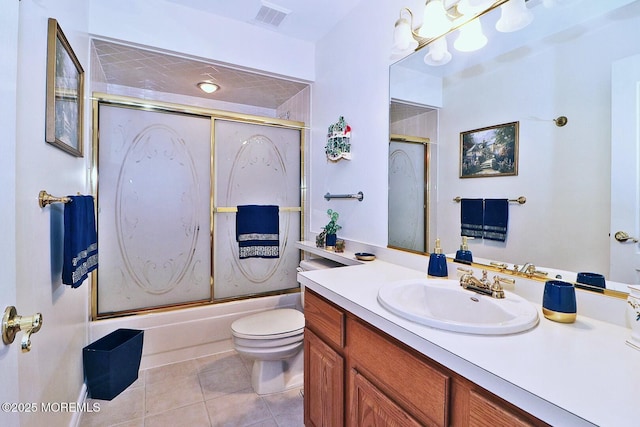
[[455, 236, 473, 263], [428, 238, 448, 277]]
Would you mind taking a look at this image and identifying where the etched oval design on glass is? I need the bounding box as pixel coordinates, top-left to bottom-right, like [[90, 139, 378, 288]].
[[389, 148, 421, 249], [116, 124, 201, 294], [226, 134, 289, 282]]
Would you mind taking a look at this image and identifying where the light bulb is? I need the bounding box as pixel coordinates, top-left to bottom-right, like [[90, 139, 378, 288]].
[[424, 37, 452, 66], [454, 19, 487, 52], [457, 0, 495, 16], [418, 0, 452, 39], [496, 0, 534, 32], [391, 16, 418, 54]]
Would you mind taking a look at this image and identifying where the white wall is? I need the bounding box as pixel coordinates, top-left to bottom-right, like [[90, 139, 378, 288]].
[[437, 12, 640, 275], [88, 0, 315, 82], [311, 0, 407, 246]]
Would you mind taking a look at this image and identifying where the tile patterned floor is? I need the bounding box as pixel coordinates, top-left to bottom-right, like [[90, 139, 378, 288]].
[[79, 350, 304, 427]]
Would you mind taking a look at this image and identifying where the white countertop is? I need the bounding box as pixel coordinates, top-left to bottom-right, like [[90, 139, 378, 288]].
[[296, 241, 640, 427]]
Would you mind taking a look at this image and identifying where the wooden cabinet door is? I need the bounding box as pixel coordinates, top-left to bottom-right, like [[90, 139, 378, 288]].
[[304, 328, 344, 427], [468, 390, 536, 427], [347, 318, 449, 427], [349, 369, 423, 427]]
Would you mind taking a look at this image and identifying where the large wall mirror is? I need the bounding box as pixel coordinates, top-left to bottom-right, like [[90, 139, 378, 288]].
[[389, 0, 640, 295]]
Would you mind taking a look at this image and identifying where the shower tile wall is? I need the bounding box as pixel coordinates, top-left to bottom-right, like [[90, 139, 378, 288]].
[[390, 109, 438, 140]]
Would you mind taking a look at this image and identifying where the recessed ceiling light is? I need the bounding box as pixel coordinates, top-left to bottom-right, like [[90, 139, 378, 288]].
[[197, 82, 220, 94]]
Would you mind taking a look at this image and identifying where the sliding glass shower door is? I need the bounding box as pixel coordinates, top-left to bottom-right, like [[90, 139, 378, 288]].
[[213, 119, 302, 300], [96, 104, 213, 316], [94, 98, 303, 318]]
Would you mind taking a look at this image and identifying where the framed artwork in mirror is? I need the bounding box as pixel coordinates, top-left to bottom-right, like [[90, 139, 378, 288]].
[[45, 18, 84, 157], [460, 121, 518, 178]]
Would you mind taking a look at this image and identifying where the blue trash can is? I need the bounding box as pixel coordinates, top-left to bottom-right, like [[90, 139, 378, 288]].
[[83, 328, 144, 400]]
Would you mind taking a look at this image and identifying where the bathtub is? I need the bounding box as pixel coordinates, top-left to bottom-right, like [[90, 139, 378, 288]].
[[89, 293, 301, 370]]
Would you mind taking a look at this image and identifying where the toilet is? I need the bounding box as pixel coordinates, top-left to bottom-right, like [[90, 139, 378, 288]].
[[230, 257, 343, 395]]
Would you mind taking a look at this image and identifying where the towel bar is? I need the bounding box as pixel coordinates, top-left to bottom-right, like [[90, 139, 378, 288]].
[[39, 190, 71, 208], [324, 191, 364, 202], [213, 206, 301, 213], [453, 196, 526, 205]]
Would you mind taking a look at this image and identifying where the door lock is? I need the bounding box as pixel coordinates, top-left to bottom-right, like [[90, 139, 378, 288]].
[[2, 306, 43, 352]]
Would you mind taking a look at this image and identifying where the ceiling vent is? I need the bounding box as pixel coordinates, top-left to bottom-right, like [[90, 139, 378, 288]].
[[255, 1, 291, 27]]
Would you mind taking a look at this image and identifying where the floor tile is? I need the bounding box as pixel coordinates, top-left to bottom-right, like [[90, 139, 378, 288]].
[[145, 375, 204, 415], [274, 412, 304, 427], [79, 350, 303, 427], [79, 386, 144, 427], [144, 401, 210, 427], [262, 388, 303, 418], [199, 360, 252, 400], [145, 359, 200, 385], [205, 390, 272, 427], [196, 351, 248, 375]]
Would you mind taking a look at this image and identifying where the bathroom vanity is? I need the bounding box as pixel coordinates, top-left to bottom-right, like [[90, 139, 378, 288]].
[[296, 241, 640, 427], [305, 289, 545, 426]]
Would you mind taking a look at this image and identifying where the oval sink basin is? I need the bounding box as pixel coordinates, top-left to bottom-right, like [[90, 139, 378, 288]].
[[377, 279, 539, 335]]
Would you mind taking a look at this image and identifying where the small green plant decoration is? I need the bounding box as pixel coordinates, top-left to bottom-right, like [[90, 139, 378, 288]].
[[323, 209, 342, 235]]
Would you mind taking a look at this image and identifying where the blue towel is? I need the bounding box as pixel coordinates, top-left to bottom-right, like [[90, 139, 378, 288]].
[[236, 205, 279, 259], [460, 198, 484, 238], [483, 199, 509, 242], [62, 195, 98, 288]]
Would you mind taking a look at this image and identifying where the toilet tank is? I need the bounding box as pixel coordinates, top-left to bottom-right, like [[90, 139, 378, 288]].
[[297, 257, 344, 306]]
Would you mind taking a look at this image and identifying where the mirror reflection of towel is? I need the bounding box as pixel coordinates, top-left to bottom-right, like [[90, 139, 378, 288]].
[[461, 198, 484, 238], [236, 205, 279, 259], [483, 199, 509, 241], [62, 195, 98, 288]]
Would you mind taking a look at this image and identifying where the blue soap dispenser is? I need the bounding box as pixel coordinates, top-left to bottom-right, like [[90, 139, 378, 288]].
[[428, 238, 448, 278], [455, 236, 473, 263]]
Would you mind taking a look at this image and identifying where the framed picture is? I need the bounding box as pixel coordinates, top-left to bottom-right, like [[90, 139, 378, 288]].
[[45, 18, 84, 157], [460, 121, 518, 178]]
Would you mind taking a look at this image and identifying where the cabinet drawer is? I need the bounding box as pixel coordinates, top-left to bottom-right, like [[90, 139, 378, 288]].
[[305, 289, 345, 348], [348, 317, 450, 427]]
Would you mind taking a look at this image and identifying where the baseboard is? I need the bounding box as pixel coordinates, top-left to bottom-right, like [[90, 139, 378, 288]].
[[68, 383, 87, 427]]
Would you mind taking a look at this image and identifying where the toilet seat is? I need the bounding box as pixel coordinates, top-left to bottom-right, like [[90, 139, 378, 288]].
[[231, 308, 304, 340]]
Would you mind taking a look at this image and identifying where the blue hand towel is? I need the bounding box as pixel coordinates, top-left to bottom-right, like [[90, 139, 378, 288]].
[[483, 199, 509, 242], [236, 205, 279, 259], [62, 195, 98, 288], [460, 198, 484, 238]]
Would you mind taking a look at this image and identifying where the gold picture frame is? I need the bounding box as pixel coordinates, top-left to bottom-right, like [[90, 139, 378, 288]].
[[45, 18, 84, 157], [460, 121, 519, 178]]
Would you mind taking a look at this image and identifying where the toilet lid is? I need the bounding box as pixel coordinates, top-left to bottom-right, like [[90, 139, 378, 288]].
[[231, 308, 304, 339]]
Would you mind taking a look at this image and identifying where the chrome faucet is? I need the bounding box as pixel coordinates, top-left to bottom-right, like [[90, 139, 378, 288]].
[[459, 269, 514, 299]]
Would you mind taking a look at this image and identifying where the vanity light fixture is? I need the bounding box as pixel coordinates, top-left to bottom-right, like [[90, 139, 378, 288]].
[[391, 8, 419, 58], [197, 81, 220, 94], [390, 0, 534, 65], [495, 0, 534, 32]]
